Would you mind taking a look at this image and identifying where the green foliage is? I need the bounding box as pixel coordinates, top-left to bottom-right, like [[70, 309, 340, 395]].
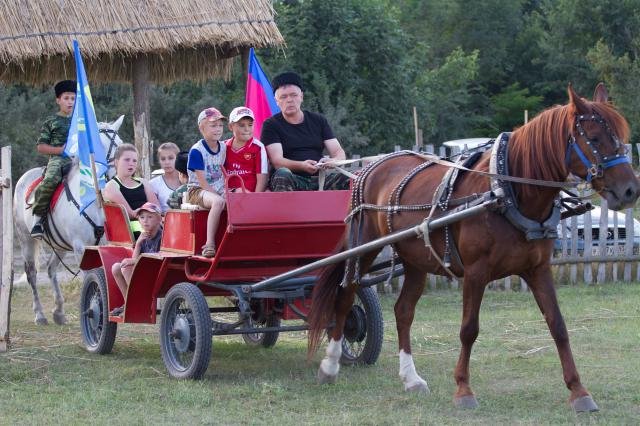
[[3, 0, 640, 176], [489, 83, 544, 132]]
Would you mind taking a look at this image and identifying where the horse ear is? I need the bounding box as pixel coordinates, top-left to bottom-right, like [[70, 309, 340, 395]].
[[593, 82, 609, 103], [567, 83, 589, 115], [111, 115, 125, 131]]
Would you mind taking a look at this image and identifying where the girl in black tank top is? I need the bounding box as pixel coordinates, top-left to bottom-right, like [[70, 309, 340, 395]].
[[103, 144, 160, 240], [112, 176, 147, 210]]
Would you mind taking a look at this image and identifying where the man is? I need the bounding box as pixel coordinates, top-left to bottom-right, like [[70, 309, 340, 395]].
[[260, 72, 349, 191]]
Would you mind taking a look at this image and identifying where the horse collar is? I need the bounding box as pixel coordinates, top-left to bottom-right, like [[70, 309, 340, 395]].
[[490, 132, 560, 241]]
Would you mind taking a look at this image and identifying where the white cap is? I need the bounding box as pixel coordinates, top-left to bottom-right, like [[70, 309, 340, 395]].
[[229, 106, 255, 123]]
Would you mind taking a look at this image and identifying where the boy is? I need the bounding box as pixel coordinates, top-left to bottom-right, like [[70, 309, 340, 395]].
[[110, 202, 163, 316], [224, 106, 268, 192], [167, 151, 189, 209], [31, 80, 77, 238], [186, 107, 227, 258]]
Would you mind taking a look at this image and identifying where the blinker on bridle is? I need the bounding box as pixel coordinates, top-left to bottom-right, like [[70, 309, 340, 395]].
[[565, 113, 629, 182]]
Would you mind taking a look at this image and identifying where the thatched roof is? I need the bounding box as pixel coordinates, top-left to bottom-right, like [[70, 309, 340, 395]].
[[0, 0, 284, 84]]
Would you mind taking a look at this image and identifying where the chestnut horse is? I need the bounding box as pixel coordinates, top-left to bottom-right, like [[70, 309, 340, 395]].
[[307, 84, 639, 412]]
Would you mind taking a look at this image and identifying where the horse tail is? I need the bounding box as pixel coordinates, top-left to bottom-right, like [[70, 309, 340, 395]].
[[307, 259, 346, 361]]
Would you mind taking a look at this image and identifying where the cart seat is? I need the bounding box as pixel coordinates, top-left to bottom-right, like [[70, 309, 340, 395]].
[[103, 202, 135, 246]]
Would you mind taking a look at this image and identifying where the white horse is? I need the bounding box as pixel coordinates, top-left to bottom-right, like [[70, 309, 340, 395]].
[[13, 116, 124, 325]]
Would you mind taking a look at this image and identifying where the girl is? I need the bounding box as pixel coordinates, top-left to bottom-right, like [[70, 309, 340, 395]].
[[103, 143, 159, 237], [150, 142, 181, 213]]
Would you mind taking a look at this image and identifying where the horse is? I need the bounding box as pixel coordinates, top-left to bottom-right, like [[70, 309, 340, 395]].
[[13, 116, 124, 325], [307, 84, 640, 412]]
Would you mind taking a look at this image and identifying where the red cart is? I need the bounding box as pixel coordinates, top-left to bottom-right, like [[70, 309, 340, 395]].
[[78, 190, 384, 379]]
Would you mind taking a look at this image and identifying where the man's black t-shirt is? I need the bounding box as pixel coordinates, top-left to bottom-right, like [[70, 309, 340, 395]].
[[261, 110, 335, 169]]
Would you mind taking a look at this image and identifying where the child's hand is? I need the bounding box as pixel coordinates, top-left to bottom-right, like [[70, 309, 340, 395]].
[[121, 258, 135, 267]]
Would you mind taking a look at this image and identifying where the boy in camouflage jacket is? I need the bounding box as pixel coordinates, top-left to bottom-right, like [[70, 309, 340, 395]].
[[31, 80, 76, 238]]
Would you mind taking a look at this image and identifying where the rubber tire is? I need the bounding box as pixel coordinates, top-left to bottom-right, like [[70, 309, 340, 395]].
[[340, 286, 383, 365], [242, 312, 281, 348], [79, 268, 117, 354], [159, 283, 212, 380]]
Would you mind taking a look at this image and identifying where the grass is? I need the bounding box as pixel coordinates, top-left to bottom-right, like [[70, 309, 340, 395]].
[[1, 280, 639, 425]]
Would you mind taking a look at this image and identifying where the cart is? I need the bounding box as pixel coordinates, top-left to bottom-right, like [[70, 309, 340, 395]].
[[78, 190, 386, 379]]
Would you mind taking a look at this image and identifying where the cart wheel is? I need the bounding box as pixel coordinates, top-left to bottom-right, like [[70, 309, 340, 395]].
[[79, 268, 117, 354], [159, 283, 212, 379], [340, 286, 383, 365], [242, 312, 281, 348]]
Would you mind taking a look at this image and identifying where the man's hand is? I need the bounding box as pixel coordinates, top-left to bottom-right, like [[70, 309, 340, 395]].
[[316, 157, 337, 169], [300, 159, 319, 174]]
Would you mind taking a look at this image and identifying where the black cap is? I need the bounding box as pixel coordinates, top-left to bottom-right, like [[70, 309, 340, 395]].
[[54, 80, 76, 97], [175, 151, 189, 175], [271, 72, 303, 94]]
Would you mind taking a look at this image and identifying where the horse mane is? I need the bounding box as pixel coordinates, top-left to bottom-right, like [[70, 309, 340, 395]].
[[509, 99, 629, 200]]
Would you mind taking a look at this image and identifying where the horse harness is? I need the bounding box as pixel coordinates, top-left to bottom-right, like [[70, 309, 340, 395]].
[[344, 114, 627, 281]]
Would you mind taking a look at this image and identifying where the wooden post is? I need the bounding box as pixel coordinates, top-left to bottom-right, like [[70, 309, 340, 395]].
[[133, 56, 152, 180], [241, 47, 250, 92], [0, 146, 14, 352], [524, 109, 528, 124], [413, 106, 421, 152]]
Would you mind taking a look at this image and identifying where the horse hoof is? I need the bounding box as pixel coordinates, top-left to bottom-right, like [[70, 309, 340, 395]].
[[317, 369, 337, 385], [571, 395, 599, 413], [405, 381, 430, 394], [53, 312, 67, 325], [35, 317, 48, 326], [454, 395, 479, 409]]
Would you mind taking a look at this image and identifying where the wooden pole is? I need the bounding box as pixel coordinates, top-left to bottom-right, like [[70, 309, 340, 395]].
[[524, 109, 529, 124], [413, 106, 420, 151], [0, 146, 14, 352], [133, 56, 151, 180]]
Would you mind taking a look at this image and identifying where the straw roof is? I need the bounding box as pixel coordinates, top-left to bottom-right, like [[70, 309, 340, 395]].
[[0, 0, 284, 84]]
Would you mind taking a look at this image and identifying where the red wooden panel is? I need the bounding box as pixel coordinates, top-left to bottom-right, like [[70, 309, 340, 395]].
[[226, 190, 350, 227], [124, 255, 166, 323], [162, 209, 227, 255], [96, 246, 133, 312], [103, 202, 134, 246]]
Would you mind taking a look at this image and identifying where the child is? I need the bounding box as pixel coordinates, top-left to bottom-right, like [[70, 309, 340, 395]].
[[103, 144, 159, 238], [31, 80, 77, 238], [186, 107, 227, 258], [224, 107, 268, 192], [168, 151, 189, 209], [150, 142, 181, 213], [110, 202, 163, 316]]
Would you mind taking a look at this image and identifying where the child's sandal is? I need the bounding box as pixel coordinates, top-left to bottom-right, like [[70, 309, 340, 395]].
[[201, 245, 216, 258]]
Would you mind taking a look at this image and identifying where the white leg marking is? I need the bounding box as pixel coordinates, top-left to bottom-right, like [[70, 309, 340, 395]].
[[399, 350, 429, 393], [320, 338, 343, 377]]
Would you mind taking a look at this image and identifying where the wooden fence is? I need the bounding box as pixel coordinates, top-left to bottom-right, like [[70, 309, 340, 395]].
[[0, 145, 13, 351]]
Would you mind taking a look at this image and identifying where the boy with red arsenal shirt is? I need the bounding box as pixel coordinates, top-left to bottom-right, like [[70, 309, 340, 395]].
[[224, 107, 268, 192]]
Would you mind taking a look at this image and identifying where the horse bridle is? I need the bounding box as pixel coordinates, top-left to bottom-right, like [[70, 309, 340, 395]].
[[99, 127, 120, 174], [565, 113, 630, 182]]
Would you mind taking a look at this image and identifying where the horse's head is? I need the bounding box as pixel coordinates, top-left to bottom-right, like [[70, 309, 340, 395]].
[[566, 84, 640, 210], [98, 115, 125, 179]]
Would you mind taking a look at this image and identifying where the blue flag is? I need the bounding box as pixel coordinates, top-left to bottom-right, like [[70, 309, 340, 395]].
[[63, 40, 108, 212]]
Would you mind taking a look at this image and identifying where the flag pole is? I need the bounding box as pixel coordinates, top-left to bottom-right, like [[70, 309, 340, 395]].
[[89, 152, 104, 208]]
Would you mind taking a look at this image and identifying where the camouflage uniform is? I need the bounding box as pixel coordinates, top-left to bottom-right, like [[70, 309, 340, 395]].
[[167, 184, 188, 209], [270, 167, 350, 192], [32, 114, 72, 216]]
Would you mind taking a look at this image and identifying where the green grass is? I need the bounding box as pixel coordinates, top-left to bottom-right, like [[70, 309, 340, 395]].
[[1, 281, 639, 425]]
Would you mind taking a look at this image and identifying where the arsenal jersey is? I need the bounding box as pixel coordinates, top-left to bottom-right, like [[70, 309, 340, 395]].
[[223, 137, 268, 192]]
